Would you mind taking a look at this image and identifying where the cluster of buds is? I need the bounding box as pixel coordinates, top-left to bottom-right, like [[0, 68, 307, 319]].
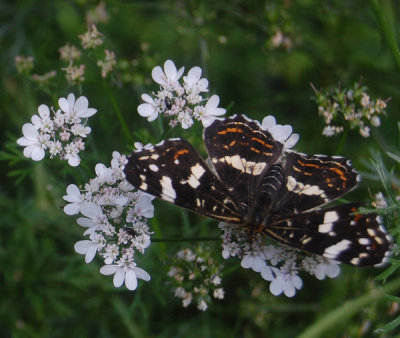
[[167, 247, 225, 311], [313, 82, 388, 138], [138, 60, 226, 129], [17, 93, 97, 167], [63, 151, 155, 290]]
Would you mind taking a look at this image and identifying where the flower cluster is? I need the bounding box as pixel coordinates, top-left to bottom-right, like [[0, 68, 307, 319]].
[[313, 82, 388, 138], [313, 83, 387, 137], [97, 49, 116, 78], [15, 55, 34, 74], [167, 247, 224, 311], [138, 60, 226, 129], [220, 223, 340, 297], [63, 151, 155, 290], [17, 93, 97, 166]]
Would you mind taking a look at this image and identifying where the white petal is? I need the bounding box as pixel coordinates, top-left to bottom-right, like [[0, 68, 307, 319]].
[[134, 267, 151, 281], [240, 255, 252, 269], [141, 93, 154, 104], [164, 60, 178, 80], [67, 155, 80, 167], [283, 283, 296, 298], [186, 66, 201, 85], [269, 125, 292, 143], [77, 217, 97, 228], [205, 94, 219, 109], [63, 184, 81, 202], [58, 97, 70, 113], [74, 240, 92, 254], [75, 96, 89, 116], [80, 202, 103, 220], [17, 136, 32, 146], [38, 104, 50, 118], [100, 264, 119, 275], [125, 269, 138, 290], [85, 245, 97, 263], [261, 266, 274, 281], [67, 93, 76, 109], [151, 66, 164, 84], [64, 203, 80, 215], [284, 133, 299, 148], [261, 115, 276, 130], [113, 268, 125, 287], [269, 276, 284, 296], [138, 103, 156, 118], [31, 147, 45, 161], [21, 123, 40, 140]]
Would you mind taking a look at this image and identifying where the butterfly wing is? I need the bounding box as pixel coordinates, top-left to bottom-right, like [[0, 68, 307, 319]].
[[265, 203, 392, 266], [276, 151, 360, 213], [124, 139, 242, 224], [204, 115, 284, 208]]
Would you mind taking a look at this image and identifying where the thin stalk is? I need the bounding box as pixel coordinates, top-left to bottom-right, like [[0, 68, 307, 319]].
[[369, 0, 400, 72]]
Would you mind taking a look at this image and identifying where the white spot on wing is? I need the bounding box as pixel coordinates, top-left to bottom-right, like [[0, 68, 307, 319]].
[[323, 239, 352, 259], [286, 176, 328, 200], [160, 176, 176, 202], [149, 164, 159, 172]]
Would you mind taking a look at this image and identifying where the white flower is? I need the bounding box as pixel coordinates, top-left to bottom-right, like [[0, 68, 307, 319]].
[[58, 93, 97, 123], [103, 244, 119, 264], [100, 260, 151, 291], [74, 233, 105, 263], [138, 94, 159, 122], [17, 123, 46, 161], [261, 115, 299, 149], [197, 299, 208, 311], [269, 268, 303, 297], [195, 95, 226, 128], [313, 259, 341, 280], [63, 184, 84, 215], [151, 59, 184, 88], [183, 66, 209, 93], [177, 110, 194, 129], [31, 104, 54, 133]]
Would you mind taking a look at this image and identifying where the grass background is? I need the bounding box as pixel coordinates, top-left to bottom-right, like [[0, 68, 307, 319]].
[[1, 0, 400, 336]]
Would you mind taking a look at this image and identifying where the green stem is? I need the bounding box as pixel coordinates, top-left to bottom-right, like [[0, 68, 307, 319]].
[[152, 236, 220, 242], [298, 275, 400, 338], [369, 0, 400, 72], [103, 82, 134, 143]]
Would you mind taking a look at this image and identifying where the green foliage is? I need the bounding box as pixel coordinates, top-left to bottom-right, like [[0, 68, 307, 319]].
[[2, 0, 400, 336]]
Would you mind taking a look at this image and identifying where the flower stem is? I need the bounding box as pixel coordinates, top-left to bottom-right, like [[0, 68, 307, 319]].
[[103, 82, 134, 143], [369, 0, 400, 72], [298, 275, 400, 338]]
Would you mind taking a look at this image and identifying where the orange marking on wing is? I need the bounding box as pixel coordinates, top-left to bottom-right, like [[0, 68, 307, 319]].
[[297, 160, 348, 181], [217, 127, 243, 135], [251, 137, 274, 148], [174, 149, 189, 160], [250, 147, 261, 154]]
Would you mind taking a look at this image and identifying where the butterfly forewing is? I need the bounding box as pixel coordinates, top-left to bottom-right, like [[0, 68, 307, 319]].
[[124, 139, 242, 223], [204, 115, 283, 207]]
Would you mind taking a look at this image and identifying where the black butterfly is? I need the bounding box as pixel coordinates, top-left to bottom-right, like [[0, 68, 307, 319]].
[[124, 115, 392, 266]]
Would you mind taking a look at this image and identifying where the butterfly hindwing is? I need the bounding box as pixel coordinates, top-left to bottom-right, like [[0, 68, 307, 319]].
[[276, 151, 360, 213], [124, 139, 242, 223], [266, 203, 392, 266]]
